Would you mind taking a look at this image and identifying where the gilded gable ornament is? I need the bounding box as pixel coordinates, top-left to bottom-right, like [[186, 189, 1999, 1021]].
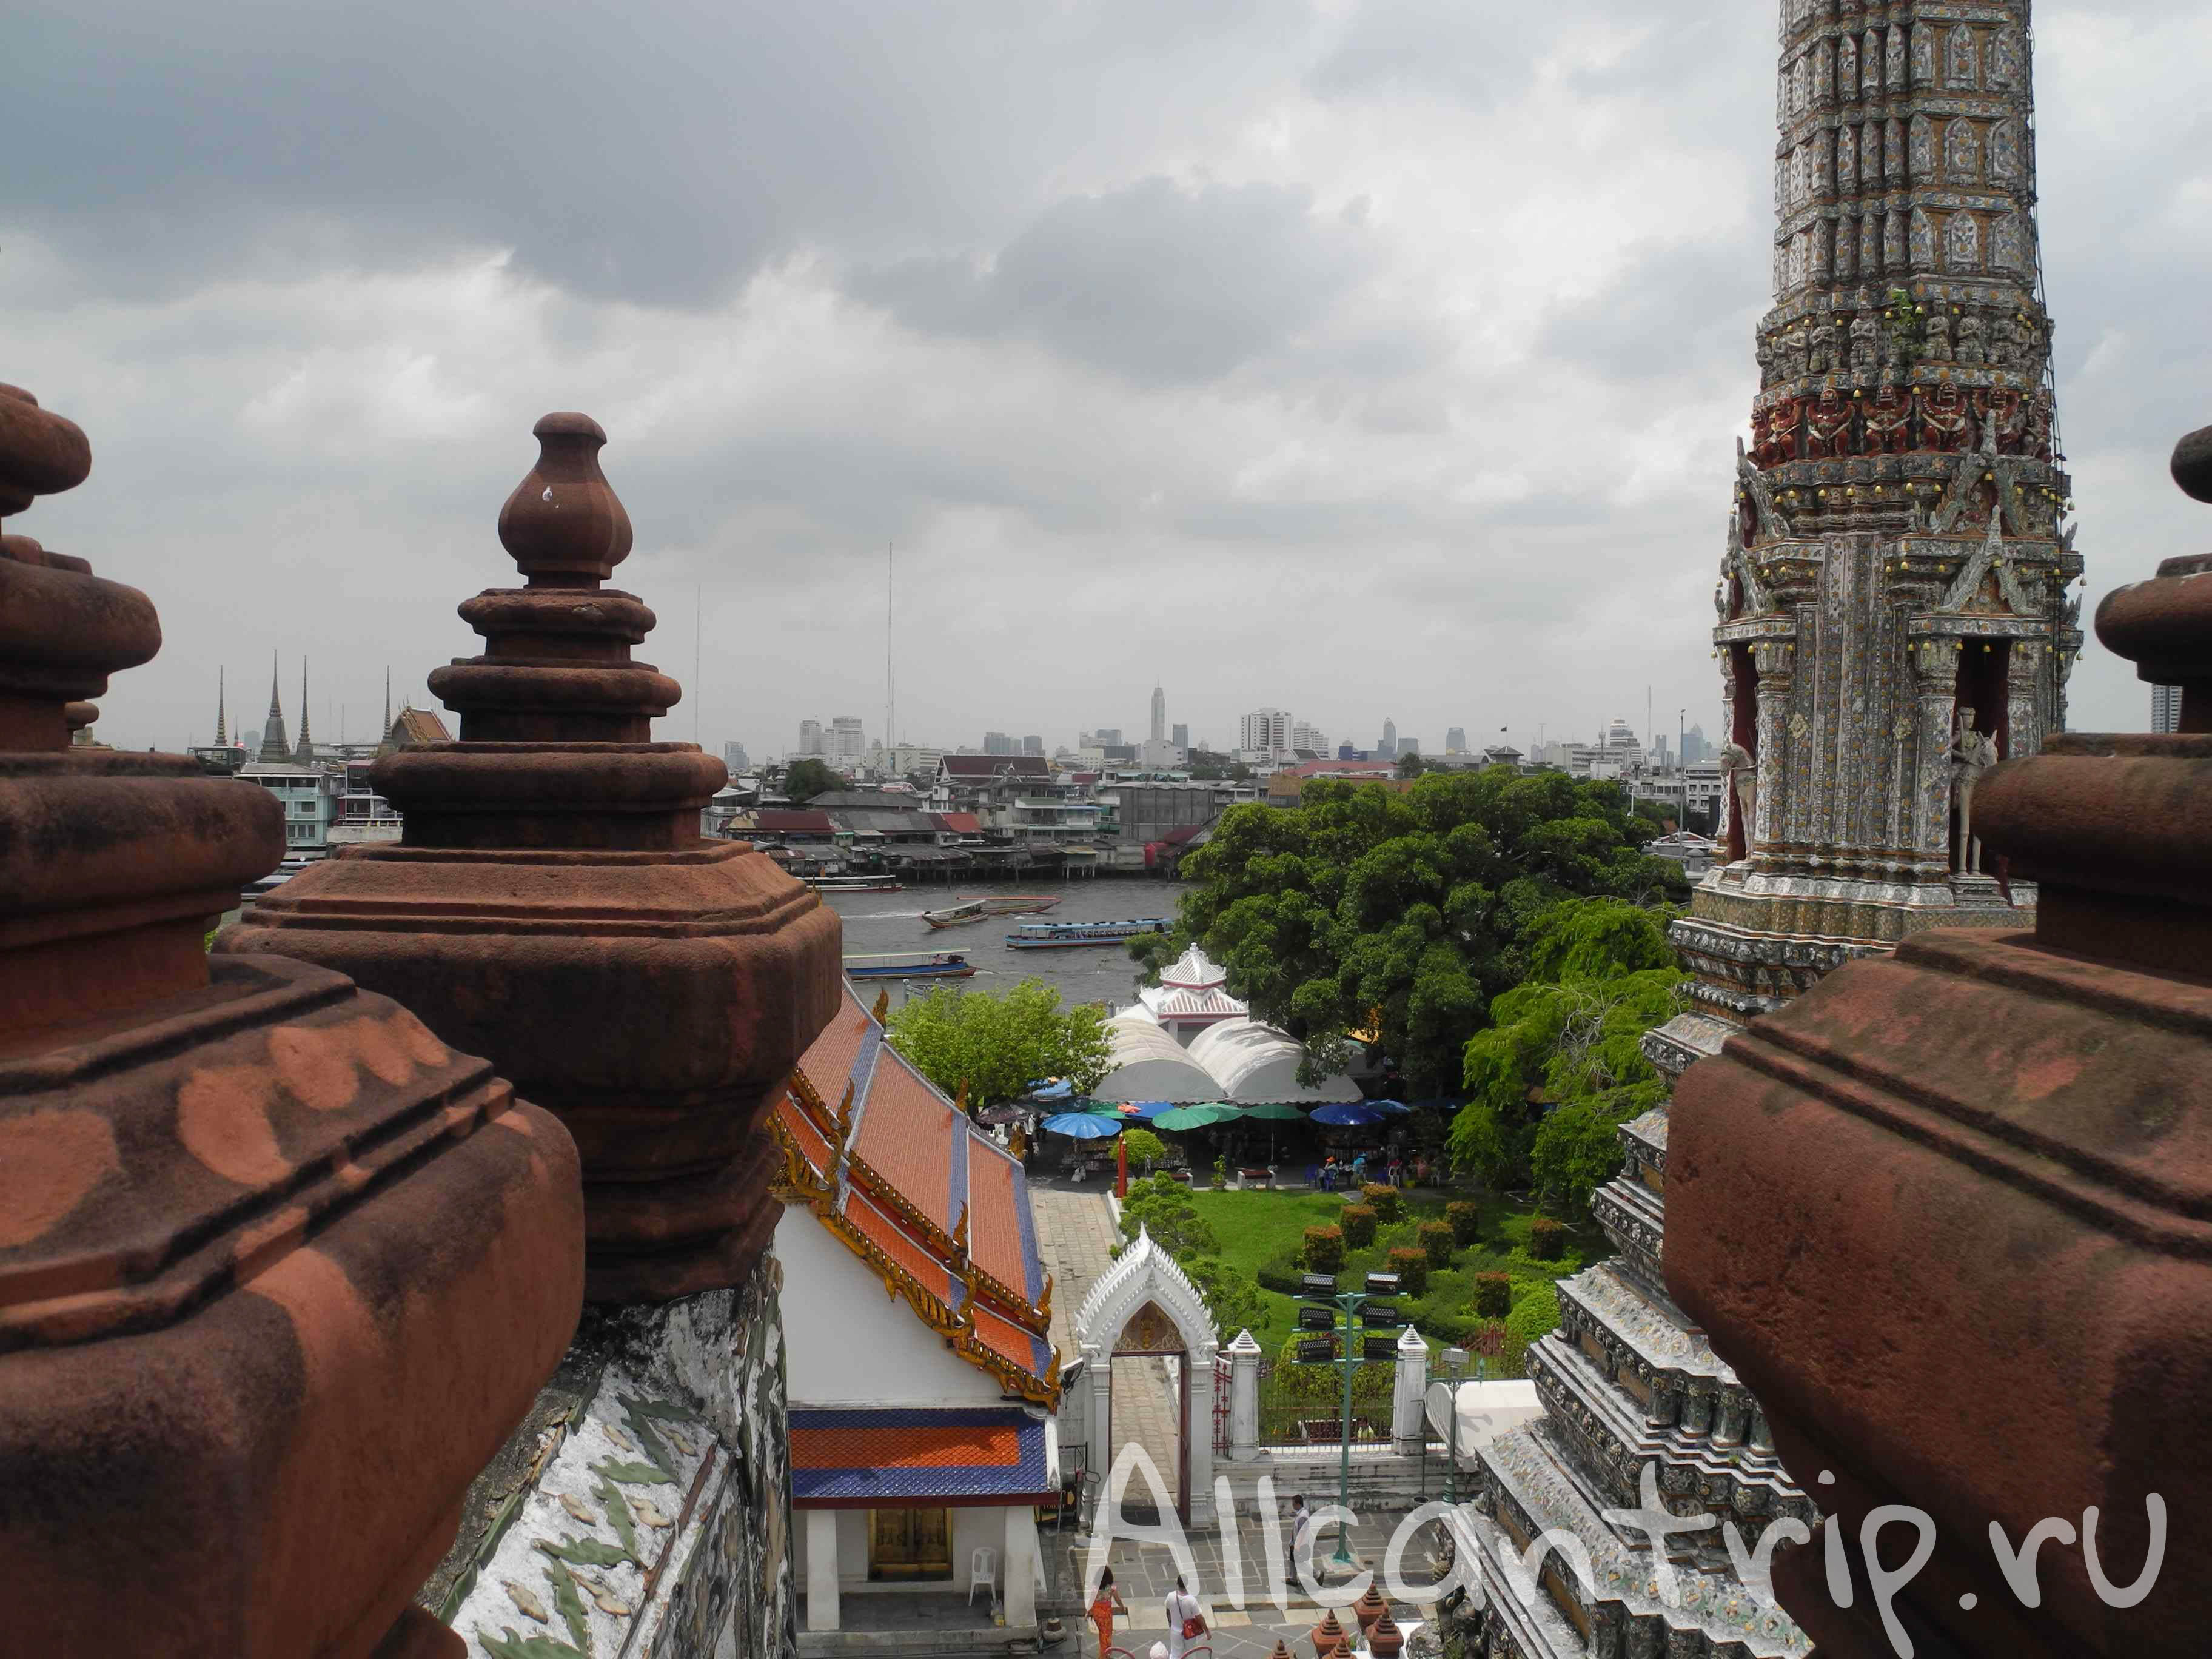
[[1116, 1299, 1182, 1355]]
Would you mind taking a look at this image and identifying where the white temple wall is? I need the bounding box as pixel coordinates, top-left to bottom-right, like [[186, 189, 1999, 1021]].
[[776, 1219, 1005, 1407]]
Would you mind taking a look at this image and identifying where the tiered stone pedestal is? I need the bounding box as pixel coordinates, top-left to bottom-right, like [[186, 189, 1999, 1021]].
[[1457, 1110, 1811, 1659]]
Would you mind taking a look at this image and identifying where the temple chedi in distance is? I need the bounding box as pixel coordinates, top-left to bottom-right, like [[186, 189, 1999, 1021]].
[[1450, 5, 2083, 1657]]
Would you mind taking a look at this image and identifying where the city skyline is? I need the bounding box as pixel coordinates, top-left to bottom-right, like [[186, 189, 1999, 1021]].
[[11, 4, 2200, 760]]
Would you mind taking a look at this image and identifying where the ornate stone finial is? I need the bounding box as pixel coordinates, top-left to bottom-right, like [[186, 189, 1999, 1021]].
[[1369, 1614, 1406, 1659], [1353, 1583, 1389, 1634], [1310, 1609, 1348, 1657], [223, 414, 842, 1302], [497, 412, 633, 587], [0, 381, 584, 1657], [872, 985, 892, 1024]]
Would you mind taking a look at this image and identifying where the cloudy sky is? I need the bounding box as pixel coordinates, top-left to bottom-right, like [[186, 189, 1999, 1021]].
[[7, 1, 2207, 762]]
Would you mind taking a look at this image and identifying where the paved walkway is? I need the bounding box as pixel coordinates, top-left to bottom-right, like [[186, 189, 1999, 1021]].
[[1031, 1183, 1182, 1516]]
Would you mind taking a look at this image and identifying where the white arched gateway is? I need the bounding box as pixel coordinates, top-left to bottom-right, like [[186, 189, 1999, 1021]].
[[1073, 1226, 1219, 1527]]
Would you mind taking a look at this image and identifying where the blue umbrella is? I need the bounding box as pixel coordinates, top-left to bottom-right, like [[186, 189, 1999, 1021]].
[[1043, 1111, 1123, 1139], [1366, 1099, 1412, 1115], [1310, 1102, 1385, 1127]]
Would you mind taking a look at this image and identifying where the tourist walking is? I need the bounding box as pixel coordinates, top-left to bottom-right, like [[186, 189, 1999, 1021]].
[[1089, 1568, 1127, 1659], [1165, 1574, 1206, 1659], [1287, 1493, 1311, 1583]]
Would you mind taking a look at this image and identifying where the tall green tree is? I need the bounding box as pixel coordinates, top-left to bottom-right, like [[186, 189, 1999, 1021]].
[[1451, 899, 1687, 1215], [1131, 769, 1687, 1093], [885, 980, 1112, 1110], [782, 757, 842, 802]]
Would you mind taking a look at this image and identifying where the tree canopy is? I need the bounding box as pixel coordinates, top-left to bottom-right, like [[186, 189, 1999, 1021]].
[[781, 757, 843, 802], [1450, 899, 1687, 1216], [884, 980, 1113, 1110], [1129, 769, 1689, 1094]]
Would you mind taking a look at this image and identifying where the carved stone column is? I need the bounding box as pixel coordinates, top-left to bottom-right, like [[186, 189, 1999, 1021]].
[[1751, 638, 1794, 863], [1909, 635, 1957, 874], [1666, 428, 2212, 1655], [0, 382, 584, 1658], [1228, 1327, 1263, 1461], [223, 414, 842, 1303]]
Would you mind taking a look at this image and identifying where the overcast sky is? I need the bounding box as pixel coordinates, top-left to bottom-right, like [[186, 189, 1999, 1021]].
[[8, 1, 2207, 761]]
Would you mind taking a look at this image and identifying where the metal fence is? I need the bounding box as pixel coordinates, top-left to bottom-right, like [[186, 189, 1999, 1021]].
[[1253, 1356, 1398, 1448]]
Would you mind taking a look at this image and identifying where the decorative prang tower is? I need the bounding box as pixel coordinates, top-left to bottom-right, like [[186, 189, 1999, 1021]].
[[1659, 0, 2085, 1069], [1452, 10, 2083, 1659]]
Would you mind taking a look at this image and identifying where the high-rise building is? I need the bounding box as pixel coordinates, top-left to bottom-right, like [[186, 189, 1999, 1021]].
[[1238, 709, 1292, 756], [1681, 723, 1710, 765], [983, 731, 1014, 756], [1463, 9, 2085, 1658], [2153, 683, 2183, 732], [827, 716, 866, 759], [1376, 718, 1397, 759], [1445, 726, 1467, 754], [1170, 723, 1188, 749], [797, 719, 823, 756], [1399, 737, 1418, 757], [1290, 721, 1327, 755], [1149, 684, 1166, 744], [1022, 734, 1044, 756], [722, 741, 751, 773], [1092, 728, 1122, 746]]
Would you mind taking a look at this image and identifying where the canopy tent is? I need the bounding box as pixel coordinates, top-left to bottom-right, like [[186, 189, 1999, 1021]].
[[1310, 1102, 1386, 1127], [1187, 1019, 1362, 1105], [1094, 1014, 1221, 1104]]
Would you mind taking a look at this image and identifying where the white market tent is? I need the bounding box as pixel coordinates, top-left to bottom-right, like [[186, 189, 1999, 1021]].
[[1187, 1018, 1362, 1105], [1098, 1013, 1221, 1104]]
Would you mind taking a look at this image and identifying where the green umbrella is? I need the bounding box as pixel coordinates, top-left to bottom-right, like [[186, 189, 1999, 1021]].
[[1154, 1103, 1241, 1132], [1239, 1102, 1305, 1121]]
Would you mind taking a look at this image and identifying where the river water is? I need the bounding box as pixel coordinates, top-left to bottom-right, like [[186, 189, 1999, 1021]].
[[822, 874, 1187, 1014]]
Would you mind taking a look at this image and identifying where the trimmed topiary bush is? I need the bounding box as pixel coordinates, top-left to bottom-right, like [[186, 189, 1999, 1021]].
[[1506, 1280, 1562, 1347], [1473, 1272, 1512, 1319], [1418, 1220, 1455, 1268], [1528, 1215, 1567, 1261], [1446, 1201, 1481, 1246], [1341, 1204, 1379, 1248], [1362, 1183, 1404, 1222], [1257, 1256, 1308, 1295], [1386, 1246, 1428, 1296], [1304, 1225, 1346, 1273]]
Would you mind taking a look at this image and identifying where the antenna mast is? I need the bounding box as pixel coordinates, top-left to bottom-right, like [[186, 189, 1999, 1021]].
[[876, 546, 885, 765], [885, 541, 895, 763]]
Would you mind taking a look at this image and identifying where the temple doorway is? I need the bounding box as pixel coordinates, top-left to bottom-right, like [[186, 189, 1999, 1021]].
[[1073, 1227, 1221, 1529], [866, 1508, 953, 1580]]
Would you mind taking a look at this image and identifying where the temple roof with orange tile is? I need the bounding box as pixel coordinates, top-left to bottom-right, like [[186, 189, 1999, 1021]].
[[771, 985, 1058, 1403]]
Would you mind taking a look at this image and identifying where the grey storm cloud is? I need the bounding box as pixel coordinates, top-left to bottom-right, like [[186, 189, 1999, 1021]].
[[846, 178, 1375, 386], [0, 0, 2202, 761]]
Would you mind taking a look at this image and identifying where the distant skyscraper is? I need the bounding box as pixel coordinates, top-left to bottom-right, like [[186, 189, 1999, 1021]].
[[1150, 683, 1167, 744], [1239, 709, 1292, 755], [722, 740, 751, 773], [1171, 723, 1188, 749], [1022, 735, 1044, 756], [1377, 719, 1398, 760], [1681, 724, 1709, 765], [1400, 737, 1419, 757], [1092, 728, 1122, 746], [2153, 684, 2183, 733], [1446, 726, 1467, 754], [984, 731, 1014, 755], [798, 719, 823, 756]]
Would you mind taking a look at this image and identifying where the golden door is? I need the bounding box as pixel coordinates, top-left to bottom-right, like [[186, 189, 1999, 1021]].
[[866, 1507, 953, 1580]]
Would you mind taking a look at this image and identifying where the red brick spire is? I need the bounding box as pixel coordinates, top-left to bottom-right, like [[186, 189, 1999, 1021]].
[[227, 414, 842, 1301], [0, 381, 584, 1657]]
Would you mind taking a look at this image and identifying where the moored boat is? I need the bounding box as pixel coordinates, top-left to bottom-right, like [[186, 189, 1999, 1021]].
[[811, 874, 905, 893], [844, 951, 977, 980], [1004, 918, 1170, 950], [922, 894, 1062, 928]]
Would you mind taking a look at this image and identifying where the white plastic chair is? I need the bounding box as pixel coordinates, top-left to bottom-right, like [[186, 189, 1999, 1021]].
[[968, 1545, 999, 1606]]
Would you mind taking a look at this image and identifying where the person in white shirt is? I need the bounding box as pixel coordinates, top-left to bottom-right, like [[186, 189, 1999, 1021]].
[[1288, 1495, 1312, 1585], [1164, 1574, 1205, 1659]]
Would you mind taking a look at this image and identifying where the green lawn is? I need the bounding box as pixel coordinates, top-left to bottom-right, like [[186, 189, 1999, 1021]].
[[1182, 1184, 1601, 1377]]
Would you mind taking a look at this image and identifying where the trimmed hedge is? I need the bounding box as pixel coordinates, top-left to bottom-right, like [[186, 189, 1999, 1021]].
[[1445, 1201, 1481, 1246], [1473, 1272, 1512, 1319], [1341, 1204, 1379, 1248], [1506, 1281, 1562, 1347], [1528, 1216, 1567, 1261], [1417, 1221, 1455, 1269], [1257, 1256, 1308, 1296], [1304, 1225, 1346, 1273], [1386, 1246, 1428, 1296], [1362, 1183, 1404, 1223]]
